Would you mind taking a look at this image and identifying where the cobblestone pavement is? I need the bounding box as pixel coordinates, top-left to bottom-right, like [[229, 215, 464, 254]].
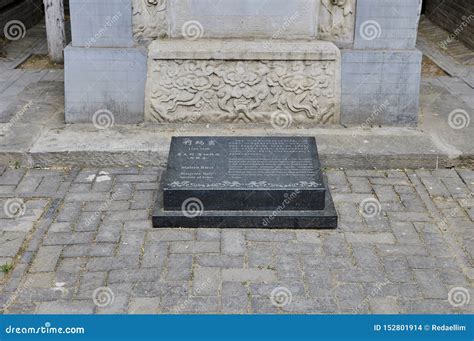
[[0, 166, 473, 314]]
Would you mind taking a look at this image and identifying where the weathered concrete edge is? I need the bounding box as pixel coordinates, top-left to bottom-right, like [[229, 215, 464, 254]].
[[0, 125, 469, 169]]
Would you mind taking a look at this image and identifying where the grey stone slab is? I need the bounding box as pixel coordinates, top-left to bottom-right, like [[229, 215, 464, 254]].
[[161, 137, 326, 211]]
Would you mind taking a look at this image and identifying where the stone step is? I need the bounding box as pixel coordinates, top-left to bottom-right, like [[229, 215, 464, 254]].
[[12, 124, 469, 169]]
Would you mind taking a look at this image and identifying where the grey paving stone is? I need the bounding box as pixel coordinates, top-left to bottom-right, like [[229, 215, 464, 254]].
[[322, 234, 351, 257], [369, 297, 401, 314], [196, 229, 220, 241], [117, 231, 145, 256], [337, 268, 386, 283], [76, 271, 108, 299], [96, 295, 130, 314], [36, 301, 95, 314], [282, 296, 339, 313], [246, 230, 295, 242], [169, 241, 220, 254], [124, 220, 152, 231], [391, 223, 423, 246], [131, 191, 155, 210], [249, 296, 280, 313], [96, 222, 122, 243], [0, 169, 25, 185], [274, 241, 322, 255], [335, 283, 366, 311], [222, 268, 276, 283], [196, 255, 244, 268], [141, 241, 167, 269], [347, 176, 372, 193], [15, 175, 41, 193], [0, 232, 25, 257], [86, 256, 140, 271], [351, 246, 382, 270], [129, 297, 160, 314], [192, 267, 220, 296], [413, 269, 448, 299], [30, 246, 62, 272], [55, 203, 81, 223], [171, 296, 220, 313], [419, 176, 451, 198], [43, 232, 95, 245], [148, 229, 194, 242], [109, 268, 162, 284], [105, 210, 149, 222], [222, 294, 249, 313], [346, 232, 396, 244], [49, 222, 73, 233], [222, 230, 246, 255], [166, 255, 193, 281], [248, 248, 274, 268], [372, 185, 400, 203]]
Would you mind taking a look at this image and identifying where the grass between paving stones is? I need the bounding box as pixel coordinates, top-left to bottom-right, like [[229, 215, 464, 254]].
[[1, 263, 13, 274]]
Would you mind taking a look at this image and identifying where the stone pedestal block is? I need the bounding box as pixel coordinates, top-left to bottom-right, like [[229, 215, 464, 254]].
[[341, 49, 422, 126], [145, 39, 341, 126], [64, 45, 147, 124]]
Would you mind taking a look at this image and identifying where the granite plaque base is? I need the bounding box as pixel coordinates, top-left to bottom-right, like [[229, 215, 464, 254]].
[[153, 137, 338, 229]]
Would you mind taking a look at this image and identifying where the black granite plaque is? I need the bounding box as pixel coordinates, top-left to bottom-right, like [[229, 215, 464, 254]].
[[161, 137, 326, 211], [153, 136, 338, 229]]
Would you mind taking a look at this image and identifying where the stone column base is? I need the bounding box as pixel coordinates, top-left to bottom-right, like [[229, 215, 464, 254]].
[[145, 39, 342, 126], [64, 45, 147, 124], [341, 49, 422, 127]]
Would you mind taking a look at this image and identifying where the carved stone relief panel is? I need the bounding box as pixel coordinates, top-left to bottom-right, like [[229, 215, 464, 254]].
[[318, 0, 356, 45], [132, 0, 168, 40], [146, 59, 340, 126]]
